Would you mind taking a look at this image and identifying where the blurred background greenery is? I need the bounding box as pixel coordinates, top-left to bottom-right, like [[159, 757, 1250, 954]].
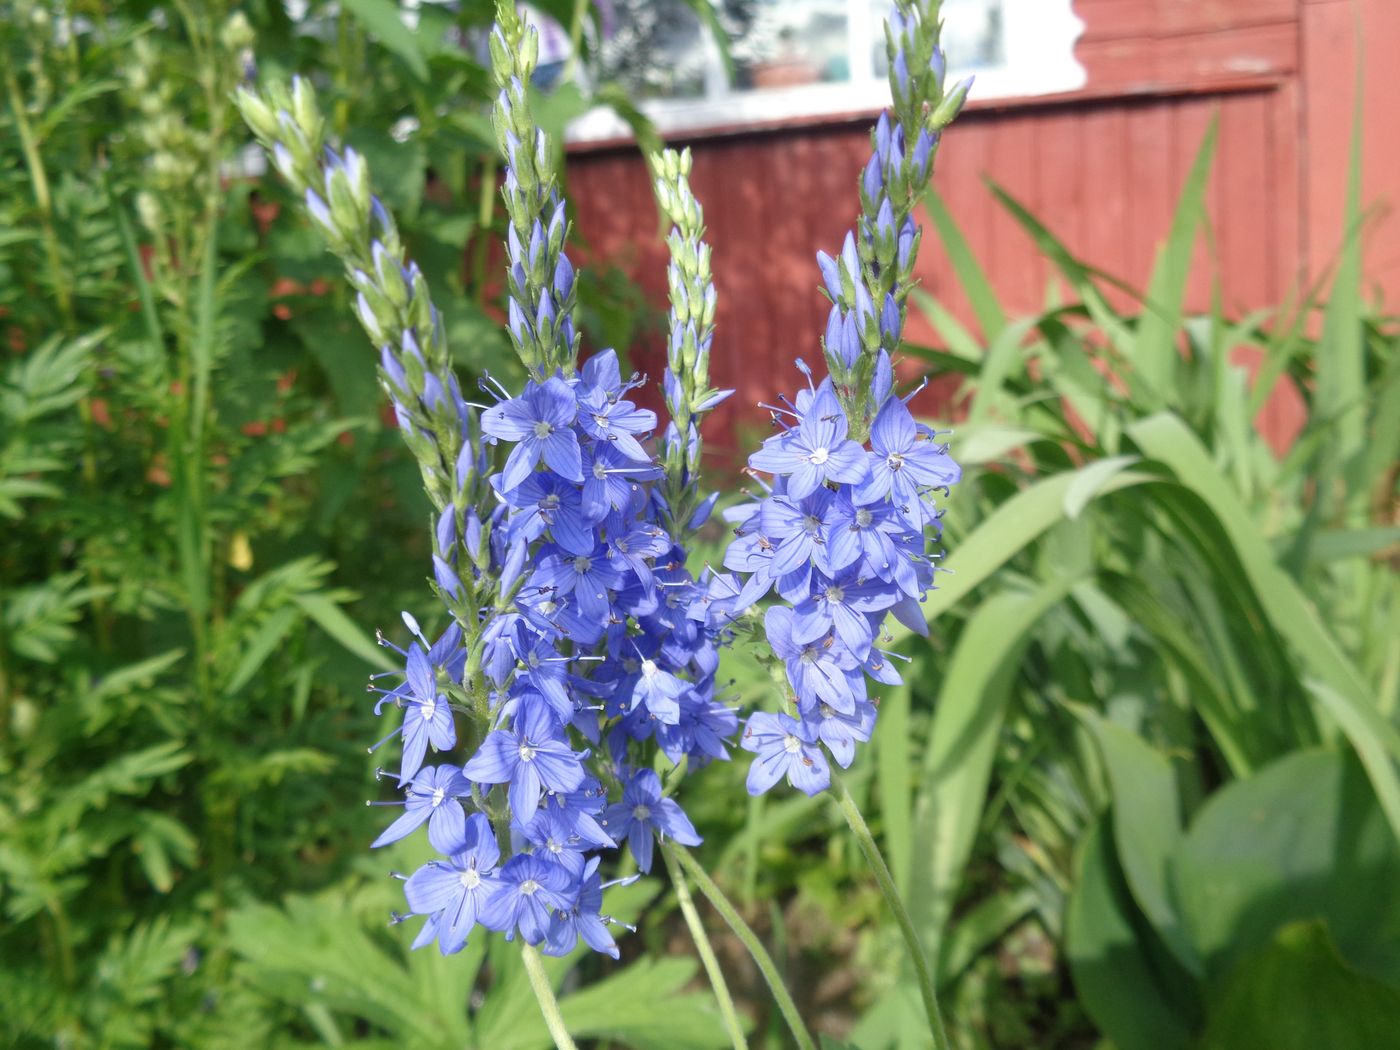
[[2, 1, 1397, 1048]]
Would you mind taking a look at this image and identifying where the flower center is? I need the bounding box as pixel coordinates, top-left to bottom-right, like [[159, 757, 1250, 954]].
[[572, 555, 592, 574], [855, 508, 874, 528], [459, 869, 481, 890], [887, 451, 905, 472], [808, 446, 830, 466], [518, 743, 537, 762], [592, 461, 608, 480], [520, 878, 540, 896], [532, 420, 554, 439], [799, 647, 820, 665], [824, 585, 845, 604], [615, 537, 629, 553], [783, 734, 802, 754], [539, 493, 560, 512], [431, 787, 446, 807], [422, 696, 437, 719], [640, 659, 658, 679], [632, 804, 652, 821], [803, 514, 821, 535]]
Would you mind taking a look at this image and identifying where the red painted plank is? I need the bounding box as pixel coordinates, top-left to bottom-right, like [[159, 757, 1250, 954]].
[[1171, 97, 1222, 313], [1033, 108, 1086, 304], [986, 114, 1043, 315], [1217, 91, 1274, 314], [1079, 104, 1132, 308], [1124, 98, 1175, 300]]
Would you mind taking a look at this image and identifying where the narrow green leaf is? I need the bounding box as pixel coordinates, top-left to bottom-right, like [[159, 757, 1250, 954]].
[[1314, 74, 1366, 521], [1063, 455, 1141, 520], [924, 189, 1006, 342], [921, 466, 1157, 624], [225, 605, 301, 695], [910, 581, 1073, 948], [1127, 413, 1396, 839], [293, 593, 395, 671], [91, 649, 186, 700], [1135, 118, 1218, 408]]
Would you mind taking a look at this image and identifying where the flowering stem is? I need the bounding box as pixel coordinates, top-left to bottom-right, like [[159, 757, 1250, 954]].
[[829, 770, 950, 1049], [661, 846, 749, 1050], [520, 942, 578, 1050], [664, 843, 816, 1050]]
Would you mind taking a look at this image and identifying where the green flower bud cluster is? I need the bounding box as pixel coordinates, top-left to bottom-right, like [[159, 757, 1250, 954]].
[[235, 78, 488, 636], [489, 0, 581, 379], [651, 147, 729, 536]]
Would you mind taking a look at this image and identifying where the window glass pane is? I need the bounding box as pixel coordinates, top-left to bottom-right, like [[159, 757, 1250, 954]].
[[871, 0, 1006, 79], [731, 1, 851, 90], [593, 1, 710, 100]]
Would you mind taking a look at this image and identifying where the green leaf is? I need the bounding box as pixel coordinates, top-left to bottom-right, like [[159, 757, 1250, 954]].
[[921, 465, 1157, 625], [1175, 749, 1400, 987], [1313, 78, 1367, 522], [558, 956, 730, 1049], [1066, 821, 1198, 1050], [225, 604, 301, 695], [910, 582, 1073, 947], [341, 0, 429, 81], [1063, 454, 1141, 520], [1134, 118, 1217, 408], [294, 593, 395, 671], [1202, 921, 1400, 1050], [91, 649, 186, 701], [1127, 412, 1400, 839], [1073, 706, 1200, 976], [923, 189, 1006, 343]]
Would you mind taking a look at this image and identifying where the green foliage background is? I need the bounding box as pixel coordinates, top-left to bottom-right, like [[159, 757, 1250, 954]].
[[2, 1, 1398, 1048]]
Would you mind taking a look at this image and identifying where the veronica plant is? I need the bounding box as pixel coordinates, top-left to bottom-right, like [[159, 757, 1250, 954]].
[[238, 1, 967, 1046]]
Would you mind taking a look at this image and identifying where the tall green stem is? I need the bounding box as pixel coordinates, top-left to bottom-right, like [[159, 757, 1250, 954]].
[[830, 770, 951, 1050], [520, 942, 578, 1050], [664, 843, 817, 1050], [661, 846, 749, 1050]]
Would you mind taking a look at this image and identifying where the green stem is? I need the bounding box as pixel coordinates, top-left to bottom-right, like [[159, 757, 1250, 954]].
[[830, 769, 951, 1050], [520, 942, 578, 1050], [661, 846, 749, 1050], [664, 843, 816, 1050], [4, 67, 74, 329]]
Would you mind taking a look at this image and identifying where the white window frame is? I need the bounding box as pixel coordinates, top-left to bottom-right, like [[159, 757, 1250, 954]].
[[566, 0, 1086, 143]]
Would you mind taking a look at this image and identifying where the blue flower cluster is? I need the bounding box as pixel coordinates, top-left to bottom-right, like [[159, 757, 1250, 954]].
[[368, 348, 731, 957], [714, 0, 969, 797], [720, 379, 960, 796], [355, 15, 735, 960]]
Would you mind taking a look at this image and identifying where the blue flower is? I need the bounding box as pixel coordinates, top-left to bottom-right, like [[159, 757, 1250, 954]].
[[370, 641, 457, 786], [463, 701, 586, 819], [371, 763, 471, 853], [546, 856, 620, 959], [482, 376, 583, 489], [481, 853, 574, 945], [403, 813, 502, 955], [748, 387, 868, 499], [764, 606, 863, 715], [602, 768, 701, 873], [856, 395, 961, 513], [740, 711, 830, 796], [576, 385, 656, 462], [528, 543, 629, 622]]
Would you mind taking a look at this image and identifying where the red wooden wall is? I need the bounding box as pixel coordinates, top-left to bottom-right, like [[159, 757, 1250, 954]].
[[564, 0, 1400, 457]]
